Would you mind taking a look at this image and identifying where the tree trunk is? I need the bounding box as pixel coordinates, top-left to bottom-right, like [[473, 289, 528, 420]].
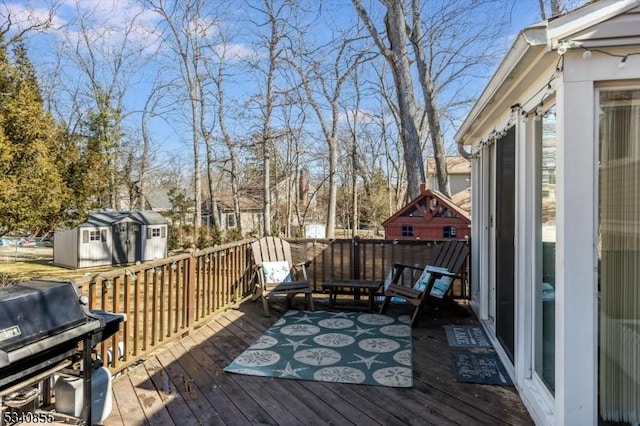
[[410, 0, 450, 196], [352, 0, 425, 200]]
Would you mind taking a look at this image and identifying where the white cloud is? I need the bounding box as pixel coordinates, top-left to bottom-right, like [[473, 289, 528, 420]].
[[2, 2, 67, 34], [58, 2, 165, 61], [339, 108, 379, 125], [213, 42, 259, 62]]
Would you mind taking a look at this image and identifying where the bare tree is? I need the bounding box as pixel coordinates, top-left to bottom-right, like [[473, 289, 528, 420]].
[[0, 1, 62, 48], [408, 0, 450, 195], [245, 0, 302, 237], [59, 1, 153, 209], [372, 60, 407, 208], [287, 29, 372, 238], [539, 0, 586, 19], [347, 70, 361, 237], [145, 0, 224, 239], [352, 0, 425, 200], [210, 36, 242, 234], [139, 78, 169, 210], [354, 0, 510, 198]]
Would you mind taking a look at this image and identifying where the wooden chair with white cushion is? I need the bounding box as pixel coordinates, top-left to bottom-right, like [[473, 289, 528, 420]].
[[251, 237, 315, 316]]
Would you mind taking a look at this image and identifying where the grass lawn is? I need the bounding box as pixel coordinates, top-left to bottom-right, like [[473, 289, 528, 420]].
[[0, 246, 90, 282]]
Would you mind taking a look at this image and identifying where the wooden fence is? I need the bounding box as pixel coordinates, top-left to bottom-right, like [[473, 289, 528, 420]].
[[73, 237, 469, 375], [290, 237, 470, 298]]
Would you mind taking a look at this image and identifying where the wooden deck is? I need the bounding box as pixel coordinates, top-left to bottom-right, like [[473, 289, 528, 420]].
[[102, 298, 533, 426]]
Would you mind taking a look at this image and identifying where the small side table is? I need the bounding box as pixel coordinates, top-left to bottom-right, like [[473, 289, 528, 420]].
[[322, 279, 383, 311]]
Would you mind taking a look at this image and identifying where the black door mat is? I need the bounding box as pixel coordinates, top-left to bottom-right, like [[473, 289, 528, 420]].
[[444, 325, 492, 348], [451, 351, 512, 386]]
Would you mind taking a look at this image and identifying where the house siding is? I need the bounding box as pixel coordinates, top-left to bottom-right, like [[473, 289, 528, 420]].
[[456, 3, 640, 425]]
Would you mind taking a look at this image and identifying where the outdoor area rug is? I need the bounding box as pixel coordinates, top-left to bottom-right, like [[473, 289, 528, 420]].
[[443, 325, 492, 348], [451, 351, 513, 386], [224, 310, 413, 387]]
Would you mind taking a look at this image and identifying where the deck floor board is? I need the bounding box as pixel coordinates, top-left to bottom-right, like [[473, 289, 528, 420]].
[[105, 299, 534, 426]]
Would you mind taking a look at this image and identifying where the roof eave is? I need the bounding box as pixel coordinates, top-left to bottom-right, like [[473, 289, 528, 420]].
[[454, 23, 548, 145], [547, 0, 640, 49], [455, 0, 640, 147]]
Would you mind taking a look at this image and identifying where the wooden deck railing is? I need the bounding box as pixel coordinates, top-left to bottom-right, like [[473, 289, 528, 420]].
[[74, 239, 256, 375], [290, 237, 470, 298], [73, 237, 469, 375]]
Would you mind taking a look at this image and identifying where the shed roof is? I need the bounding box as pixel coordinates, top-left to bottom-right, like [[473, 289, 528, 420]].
[[382, 188, 470, 227], [80, 210, 169, 227]]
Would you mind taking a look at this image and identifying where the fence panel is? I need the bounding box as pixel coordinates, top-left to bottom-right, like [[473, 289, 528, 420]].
[[74, 240, 255, 374], [289, 238, 470, 298]]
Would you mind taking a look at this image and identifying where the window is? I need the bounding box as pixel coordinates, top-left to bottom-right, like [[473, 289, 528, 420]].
[[147, 226, 164, 239], [443, 226, 457, 238], [401, 225, 414, 237], [82, 230, 103, 243], [227, 213, 236, 228]]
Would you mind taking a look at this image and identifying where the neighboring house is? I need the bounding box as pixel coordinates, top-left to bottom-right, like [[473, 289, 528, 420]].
[[454, 2, 640, 425], [144, 187, 173, 214], [216, 193, 263, 236], [451, 187, 471, 215], [54, 210, 169, 268], [425, 156, 471, 195], [382, 185, 470, 240]]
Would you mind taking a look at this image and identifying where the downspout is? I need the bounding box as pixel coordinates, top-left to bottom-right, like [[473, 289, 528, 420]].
[[457, 140, 472, 160]]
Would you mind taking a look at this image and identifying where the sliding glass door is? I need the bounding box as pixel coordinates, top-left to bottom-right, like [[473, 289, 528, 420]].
[[535, 106, 556, 394], [495, 127, 516, 362], [598, 89, 640, 424]]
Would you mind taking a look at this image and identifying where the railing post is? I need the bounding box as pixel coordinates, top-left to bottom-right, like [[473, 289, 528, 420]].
[[352, 236, 361, 280], [187, 251, 196, 331]]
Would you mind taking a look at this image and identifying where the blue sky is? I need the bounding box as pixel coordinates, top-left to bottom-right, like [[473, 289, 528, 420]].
[[4, 0, 573, 166]]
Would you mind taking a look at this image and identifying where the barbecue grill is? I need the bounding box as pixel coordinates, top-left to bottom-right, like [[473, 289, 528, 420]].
[[0, 280, 125, 425]]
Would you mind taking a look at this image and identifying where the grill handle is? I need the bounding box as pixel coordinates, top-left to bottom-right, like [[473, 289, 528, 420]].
[[0, 321, 101, 368]]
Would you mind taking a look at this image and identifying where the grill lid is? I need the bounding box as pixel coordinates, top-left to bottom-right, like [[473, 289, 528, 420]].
[[0, 280, 90, 352]]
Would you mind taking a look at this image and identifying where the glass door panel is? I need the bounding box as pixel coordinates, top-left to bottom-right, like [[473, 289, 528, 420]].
[[598, 89, 640, 424], [535, 106, 556, 394]]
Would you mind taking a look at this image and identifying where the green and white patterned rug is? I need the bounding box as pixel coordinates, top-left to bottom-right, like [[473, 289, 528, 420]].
[[224, 310, 413, 387]]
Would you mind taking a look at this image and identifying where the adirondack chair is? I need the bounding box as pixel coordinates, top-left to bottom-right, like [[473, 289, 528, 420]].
[[379, 240, 470, 327], [251, 237, 315, 316]]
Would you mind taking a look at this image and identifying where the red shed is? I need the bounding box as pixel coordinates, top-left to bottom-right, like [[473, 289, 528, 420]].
[[382, 186, 471, 240]]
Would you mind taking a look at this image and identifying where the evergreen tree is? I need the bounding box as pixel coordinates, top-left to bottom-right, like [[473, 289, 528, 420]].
[[82, 90, 121, 209], [0, 39, 67, 236]]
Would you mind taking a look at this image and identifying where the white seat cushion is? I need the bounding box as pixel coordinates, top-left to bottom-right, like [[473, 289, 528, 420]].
[[261, 261, 293, 283]]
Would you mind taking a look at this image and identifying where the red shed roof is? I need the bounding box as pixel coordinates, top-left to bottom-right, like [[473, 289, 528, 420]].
[[382, 187, 470, 227]]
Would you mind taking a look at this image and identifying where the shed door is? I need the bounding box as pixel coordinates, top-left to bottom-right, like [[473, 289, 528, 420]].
[[113, 223, 140, 264], [495, 126, 516, 362]]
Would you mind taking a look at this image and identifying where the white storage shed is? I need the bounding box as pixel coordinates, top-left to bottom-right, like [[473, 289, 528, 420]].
[[54, 210, 169, 268]]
